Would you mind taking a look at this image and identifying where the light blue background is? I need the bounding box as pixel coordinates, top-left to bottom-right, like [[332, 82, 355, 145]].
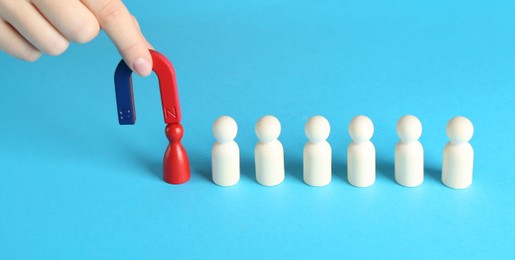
[[1, 0, 514, 258]]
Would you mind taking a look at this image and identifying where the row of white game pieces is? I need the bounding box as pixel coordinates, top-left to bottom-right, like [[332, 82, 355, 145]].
[[212, 115, 474, 189]]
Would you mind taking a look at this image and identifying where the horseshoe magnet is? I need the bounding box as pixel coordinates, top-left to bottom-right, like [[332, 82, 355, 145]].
[[114, 50, 190, 184]]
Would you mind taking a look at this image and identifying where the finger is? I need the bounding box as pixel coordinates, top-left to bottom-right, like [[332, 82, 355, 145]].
[[132, 15, 153, 50], [0, 20, 41, 61], [0, 1, 69, 56], [32, 0, 100, 44], [81, 0, 152, 76]]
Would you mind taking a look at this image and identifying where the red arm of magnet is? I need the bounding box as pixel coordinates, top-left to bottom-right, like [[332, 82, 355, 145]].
[[150, 50, 182, 124]]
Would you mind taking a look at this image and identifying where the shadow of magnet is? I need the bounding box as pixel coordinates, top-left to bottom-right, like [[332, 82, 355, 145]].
[[114, 50, 191, 184]]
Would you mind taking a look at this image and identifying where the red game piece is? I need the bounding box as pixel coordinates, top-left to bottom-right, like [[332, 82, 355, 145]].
[[164, 124, 190, 184], [114, 50, 190, 184]]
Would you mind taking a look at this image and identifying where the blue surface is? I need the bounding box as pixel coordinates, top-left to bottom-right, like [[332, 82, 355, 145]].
[[1, 0, 514, 258]]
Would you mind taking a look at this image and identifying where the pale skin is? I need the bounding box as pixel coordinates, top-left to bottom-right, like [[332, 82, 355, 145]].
[[0, 0, 153, 76]]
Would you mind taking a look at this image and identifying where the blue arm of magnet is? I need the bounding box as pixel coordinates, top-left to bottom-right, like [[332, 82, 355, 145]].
[[114, 60, 136, 125]]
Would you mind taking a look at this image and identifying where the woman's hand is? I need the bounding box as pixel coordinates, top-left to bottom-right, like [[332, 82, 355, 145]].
[[0, 0, 153, 76]]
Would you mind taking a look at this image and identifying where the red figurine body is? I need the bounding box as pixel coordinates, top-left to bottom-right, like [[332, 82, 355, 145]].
[[114, 50, 190, 184], [163, 123, 190, 184]]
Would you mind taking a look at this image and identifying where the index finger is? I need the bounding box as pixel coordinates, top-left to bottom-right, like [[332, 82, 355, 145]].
[[81, 0, 152, 76]]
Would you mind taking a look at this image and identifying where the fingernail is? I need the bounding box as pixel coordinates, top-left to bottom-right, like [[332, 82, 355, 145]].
[[133, 58, 152, 76]]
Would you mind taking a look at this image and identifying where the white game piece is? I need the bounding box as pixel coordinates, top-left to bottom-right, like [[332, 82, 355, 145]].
[[304, 116, 332, 186], [395, 115, 424, 187], [255, 115, 285, 186], [347, 115, 376, 187], [212, 116, 240, 186], [442, 116, 474, 189]]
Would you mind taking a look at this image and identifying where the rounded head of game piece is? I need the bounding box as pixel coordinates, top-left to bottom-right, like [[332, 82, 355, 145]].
[[396, 115, 422, 142], [165, 123, 184, 142], [305, 115, 330, 142], [446, 116, 474, 144], [255, 115, 281, 143], [213, 116, 238, 143], [348, 115, 374, 143]]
